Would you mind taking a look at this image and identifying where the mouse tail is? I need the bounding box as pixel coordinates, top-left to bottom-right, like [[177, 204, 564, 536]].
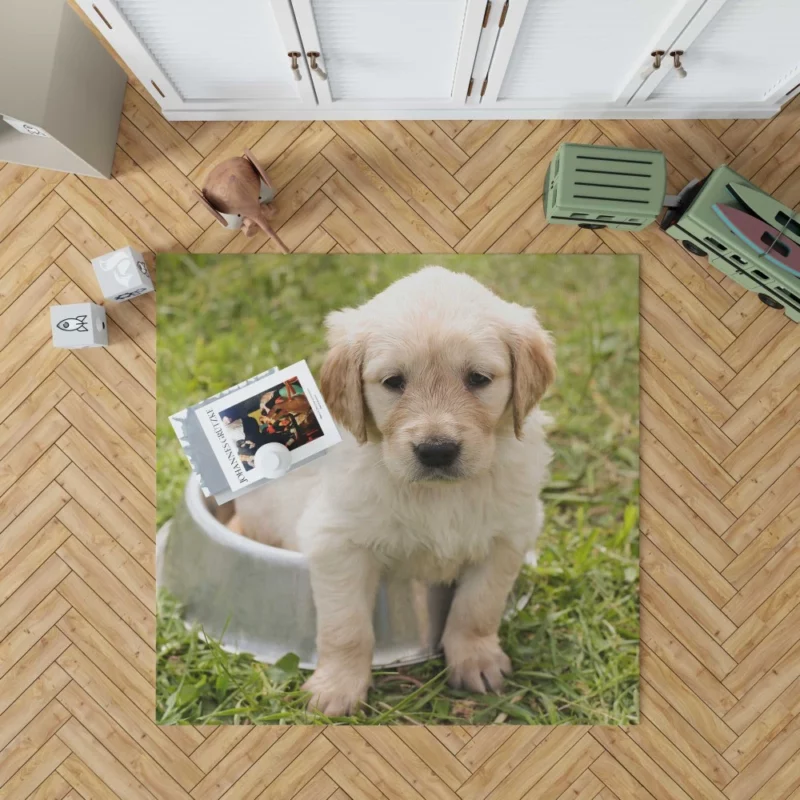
[[253, 214, 290, 254]]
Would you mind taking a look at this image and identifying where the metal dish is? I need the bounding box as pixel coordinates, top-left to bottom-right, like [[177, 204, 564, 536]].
[[156, 475, 454, 669]]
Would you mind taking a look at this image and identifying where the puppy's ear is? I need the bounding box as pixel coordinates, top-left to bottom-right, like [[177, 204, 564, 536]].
[[320, 310, 368, 444], [506, 312, 556, 439]]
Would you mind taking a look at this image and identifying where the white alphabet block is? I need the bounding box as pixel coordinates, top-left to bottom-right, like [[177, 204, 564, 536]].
[[92, 246, 154, 302], [51, 303, 108, 349]]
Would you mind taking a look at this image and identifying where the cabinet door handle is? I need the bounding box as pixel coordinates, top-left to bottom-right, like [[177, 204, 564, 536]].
[[670, 50, 687, 79], [288, 52, 302, 81], [640, 50, 665, 81], [307, 52, 328, 81]]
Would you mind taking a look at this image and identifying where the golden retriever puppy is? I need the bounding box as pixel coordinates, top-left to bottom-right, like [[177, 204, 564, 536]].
[[235, 266, 555, 715]]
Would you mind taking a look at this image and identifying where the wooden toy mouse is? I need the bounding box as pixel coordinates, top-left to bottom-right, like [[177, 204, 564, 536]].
[[195, 149, 289, 253]]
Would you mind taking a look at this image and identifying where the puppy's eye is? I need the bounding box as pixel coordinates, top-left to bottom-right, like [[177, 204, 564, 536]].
[[382, 375, 405, 391], [467, 372, 492, 388]]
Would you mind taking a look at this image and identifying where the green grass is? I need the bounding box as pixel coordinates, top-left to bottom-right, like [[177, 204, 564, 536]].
[[156, 253, 639, 726]]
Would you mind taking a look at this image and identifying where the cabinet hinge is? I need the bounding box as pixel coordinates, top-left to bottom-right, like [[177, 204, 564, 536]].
[[480, 77, 488, 97], [482, 0, 492, 27], [499, 0, 509, 27], [467, 77, 474, 97]]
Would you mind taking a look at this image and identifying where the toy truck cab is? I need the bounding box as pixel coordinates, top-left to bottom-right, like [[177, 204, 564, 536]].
[[660, 165, 800, 322]]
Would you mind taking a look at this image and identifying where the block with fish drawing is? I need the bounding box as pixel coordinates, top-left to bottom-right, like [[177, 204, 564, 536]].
[[91, 246, 154, 302], [50, 303, 108, 349]]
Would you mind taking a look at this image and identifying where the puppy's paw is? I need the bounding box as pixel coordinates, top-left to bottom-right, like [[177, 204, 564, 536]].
[[303, 666, 370, 717], [444, 634, 512, 694]]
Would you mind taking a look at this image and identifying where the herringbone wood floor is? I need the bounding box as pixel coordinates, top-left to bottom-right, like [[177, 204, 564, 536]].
[[2, 71, 800, 799]]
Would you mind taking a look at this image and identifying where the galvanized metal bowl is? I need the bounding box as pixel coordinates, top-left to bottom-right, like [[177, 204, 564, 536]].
[[156, 475, 454, 669]]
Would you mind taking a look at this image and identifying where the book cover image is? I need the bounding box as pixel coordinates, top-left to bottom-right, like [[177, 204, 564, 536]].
[[170, 360, 341, 503]]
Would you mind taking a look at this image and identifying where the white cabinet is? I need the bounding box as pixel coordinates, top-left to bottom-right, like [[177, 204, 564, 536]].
[[291, 0, 486, 108], [630, 0, 800, 111], [76, 0, 800, 120], [80, 0, 316, 112], [479, 0, 707, 109]]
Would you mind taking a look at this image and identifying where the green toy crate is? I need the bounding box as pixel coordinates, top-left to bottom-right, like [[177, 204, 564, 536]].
[[660, 164, 800, 323], [544, 143, 667, 231]]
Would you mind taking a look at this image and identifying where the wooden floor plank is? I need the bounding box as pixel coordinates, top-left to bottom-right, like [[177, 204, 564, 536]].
[[641, 536, 736, 644], [640, 319, 737, 427], [363, 120, 469, 210], [188, 729, 286, 800], [186, 121, 237, 158], [56, 646, 203, 790], [0, 193, 69, 281], [0, 445, 69, 536], [0, 551, 70, 644], [56, 537, 154, 644], [0, 228, 68, 317], [321, 174, 412, 253], [723, 671, 800, 773], [455, 120, 585, 237], [639, 282, 736, 382], [322, 134, 454, 252], [111, 148, 202, 249], [722, 388, 800, 479], [639, 679, 737, 790], [641, 463, 736, 572], [0, 732, 71, 800], [639, 646, 737, 752], [57, 753, 121, 800], [641, 500, 735, 608], [722, 464, 800, 555], [721, 350, 800, 445], [0, 591, 71, 684], [56, 716, 159, 800], [56, 494, 154, 594], [640, 356, 735, 464], [723, 530, 800, 624], [0, 377, 65, 469], [0, 264, 70, 351], [640, 575, 737, 683], [55, 392, 154, 503], [56, 682, 191, 800], [454, 121, 539, 192], [0, 697, 71, 787], [55, 427, 154, 539], [641, 415, 736, 524], [122, 85, 201, 177], [590, 726, 700, 800], [115, 116, 200, 212], [0, 163, 36, 207], [400, 121, 469, 174], [56, 571, 154, 682]]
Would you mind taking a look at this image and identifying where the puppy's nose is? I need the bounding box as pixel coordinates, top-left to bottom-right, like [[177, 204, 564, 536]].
[[414, 440, 461, 468]]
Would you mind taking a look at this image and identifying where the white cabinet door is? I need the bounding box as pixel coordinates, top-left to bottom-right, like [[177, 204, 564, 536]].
[[632, 0, 800, 109], [479, 0, 708, 111], [75, 0, 316, 113], [290, 0, 486, 109]]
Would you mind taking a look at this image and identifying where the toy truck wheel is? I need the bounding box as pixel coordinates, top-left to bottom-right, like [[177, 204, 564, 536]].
[[682, 240, 707, 257], [578, 223, 607, 230], [758, 293, 784, 310]]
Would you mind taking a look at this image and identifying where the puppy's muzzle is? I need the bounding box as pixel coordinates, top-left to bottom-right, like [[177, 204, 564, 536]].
[[413, 439, 462, 469]]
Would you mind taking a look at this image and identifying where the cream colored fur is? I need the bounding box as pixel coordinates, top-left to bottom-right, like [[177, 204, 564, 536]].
[[235, 267, 555, 715]]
